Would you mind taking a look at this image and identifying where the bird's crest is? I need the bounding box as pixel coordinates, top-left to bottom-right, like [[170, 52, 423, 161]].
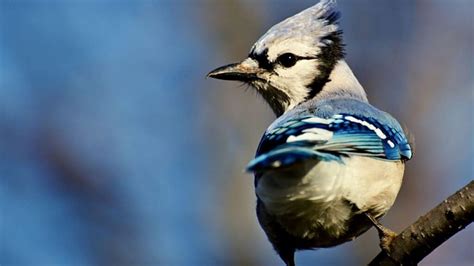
[[251, 0, 341, 56]]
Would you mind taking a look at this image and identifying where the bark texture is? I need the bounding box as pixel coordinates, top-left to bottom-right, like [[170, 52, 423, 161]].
[[369, 180, 474, 265]]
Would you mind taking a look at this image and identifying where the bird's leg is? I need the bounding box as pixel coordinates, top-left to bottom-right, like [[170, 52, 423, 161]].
[[365, 213, 397, 253]]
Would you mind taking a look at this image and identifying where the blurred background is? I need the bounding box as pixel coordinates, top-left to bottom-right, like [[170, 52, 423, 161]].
[[0, 0, 472, 265]]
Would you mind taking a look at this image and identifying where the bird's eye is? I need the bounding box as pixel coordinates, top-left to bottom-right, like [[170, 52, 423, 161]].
[[277, 53, 298, 68]]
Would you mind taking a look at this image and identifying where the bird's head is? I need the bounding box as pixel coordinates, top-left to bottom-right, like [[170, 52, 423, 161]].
[[208, 0, 366, 117]]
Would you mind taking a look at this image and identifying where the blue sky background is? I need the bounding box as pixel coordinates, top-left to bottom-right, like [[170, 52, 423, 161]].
[[1, 0, 473, 265]]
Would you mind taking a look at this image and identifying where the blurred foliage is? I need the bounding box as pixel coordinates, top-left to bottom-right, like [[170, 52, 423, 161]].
[[0, 0, 473, 265]]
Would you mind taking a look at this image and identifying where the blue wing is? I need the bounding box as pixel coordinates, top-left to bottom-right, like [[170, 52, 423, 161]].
[[247, 113, 412, 172]]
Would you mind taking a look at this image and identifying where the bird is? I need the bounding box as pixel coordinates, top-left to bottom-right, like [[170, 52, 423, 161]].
[[207, 1, 413, 265]]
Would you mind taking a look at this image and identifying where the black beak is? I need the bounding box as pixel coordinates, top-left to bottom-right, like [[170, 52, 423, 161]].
[[207, 58, 260, 82]]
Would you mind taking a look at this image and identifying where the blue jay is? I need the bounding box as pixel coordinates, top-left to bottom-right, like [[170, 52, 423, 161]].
[[208, 1, 412, 265]]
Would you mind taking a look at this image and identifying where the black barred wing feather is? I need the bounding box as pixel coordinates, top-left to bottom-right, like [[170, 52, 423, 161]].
[[247, 114, 412, 172]]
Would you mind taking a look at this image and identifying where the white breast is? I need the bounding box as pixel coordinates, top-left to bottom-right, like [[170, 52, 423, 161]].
[[256, 156, 404, 243]]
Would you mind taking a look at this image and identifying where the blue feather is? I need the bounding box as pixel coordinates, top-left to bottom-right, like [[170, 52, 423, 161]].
[[246, 146, 342, 172], [249, 109, 412, 172]]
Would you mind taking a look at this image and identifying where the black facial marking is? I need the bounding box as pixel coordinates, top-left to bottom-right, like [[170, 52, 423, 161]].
[[277, 54, 318, 68], [249, 48, 273, 70], [306, 30, 345, 100], [247, 48, 291, 116], [250, 48, 317, 71], [254, 82, 291, 117]]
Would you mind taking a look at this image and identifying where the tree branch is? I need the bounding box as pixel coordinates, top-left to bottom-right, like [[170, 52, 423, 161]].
[[369, 180, 474, 265]]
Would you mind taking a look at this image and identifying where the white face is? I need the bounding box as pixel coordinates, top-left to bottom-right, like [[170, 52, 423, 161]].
[[250, 37, 324, 111], [229, 0, 343, 116]]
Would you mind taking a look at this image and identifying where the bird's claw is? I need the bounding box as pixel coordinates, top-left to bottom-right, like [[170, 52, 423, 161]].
[[377, 226, 397, 253], [365, 213, 397, 253]]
